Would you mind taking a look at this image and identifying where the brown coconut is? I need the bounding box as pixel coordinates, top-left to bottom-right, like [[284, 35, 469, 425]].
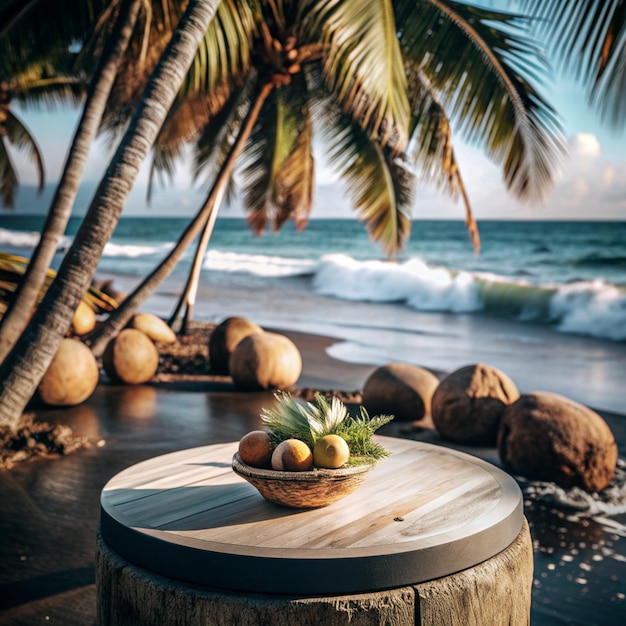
[[229, 331, 302, 391], [71, 301, 96, 336], [130, 312, 177, 344], [103, 328, 159, 385], [209, 316, 263, 374], [431, 363, 520, 445], [498, 391, 617, 492], [362, 363, 440, 422], [38, 338, 99, 406]]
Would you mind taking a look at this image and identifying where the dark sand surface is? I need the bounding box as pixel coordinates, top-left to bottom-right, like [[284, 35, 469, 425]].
[[0, 328, 625, 625]]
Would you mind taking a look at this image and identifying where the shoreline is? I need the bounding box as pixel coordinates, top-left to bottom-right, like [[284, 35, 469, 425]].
[[101, 269, 626, 415]]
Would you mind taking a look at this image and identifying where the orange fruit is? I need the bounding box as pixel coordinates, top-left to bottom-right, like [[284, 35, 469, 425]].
[[271, 439, 313, 471], [313, 434, 350, 468], [238, 430, 273, 467]]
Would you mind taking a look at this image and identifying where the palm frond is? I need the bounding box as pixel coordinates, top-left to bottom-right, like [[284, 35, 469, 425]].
[[407, 65, 480, 252], [11, 77, 85, 108], [3, 109, 45, 194], [396, 0, 565, 203], [180, 0, 256, 100], [194, 79, 253, 183], [0, 252, 118, 312], [273, 102, 314, 231], [317, 94, 414, 257], [299, 0, 410, 151], [147, 137, 182, 203], [98, 0, 188, 139], [0, 0, 111, 70], [239, 88, 282, 233], [521, 0, 626, 128], [147, 92, 234, 201], [0, 138, 19, 210], [240, 73, 315, 233]]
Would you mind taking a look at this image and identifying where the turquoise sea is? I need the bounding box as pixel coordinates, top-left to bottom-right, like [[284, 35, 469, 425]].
[[1, 215, 625, 342]]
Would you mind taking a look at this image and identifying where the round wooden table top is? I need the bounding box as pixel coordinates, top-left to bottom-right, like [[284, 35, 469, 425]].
[[100, 436, 523, 595]]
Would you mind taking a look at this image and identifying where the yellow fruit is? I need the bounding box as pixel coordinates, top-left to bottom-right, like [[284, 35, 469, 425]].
[[239, 430, 273, 468], [313, 434, 350, 469], [271, 439, 313, 471]]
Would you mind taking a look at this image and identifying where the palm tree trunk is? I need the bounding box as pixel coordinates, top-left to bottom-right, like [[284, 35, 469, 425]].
[[169, 184, 223, 334], [0, 0, 220, 429], [89, 80, 274, 357], [167, 206, 212, 332], [0, 0, 142, 363]]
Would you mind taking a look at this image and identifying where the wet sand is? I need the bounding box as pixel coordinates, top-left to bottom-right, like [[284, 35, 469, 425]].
[[1, 327, 625, 624]]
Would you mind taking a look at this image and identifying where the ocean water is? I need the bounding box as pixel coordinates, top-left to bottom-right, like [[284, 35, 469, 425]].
[[1, 216, 625, 343]]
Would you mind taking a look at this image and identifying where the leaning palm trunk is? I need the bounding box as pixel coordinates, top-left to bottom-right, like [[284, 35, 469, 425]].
[[0, 0, 142, 363], [89, 81, 274, 356], [168, 185, 224, 333], [0, 0, 220, 429]]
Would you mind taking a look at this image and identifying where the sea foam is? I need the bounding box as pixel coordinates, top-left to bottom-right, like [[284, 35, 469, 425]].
[[550, 280, 626, 341], [313, 254, 481, 312], [202, 250, 315, 277], [312, 254, 626, 342], [0, 227, 73, 254], [0, 227, 41, 249], [102, 241, 174, 258]]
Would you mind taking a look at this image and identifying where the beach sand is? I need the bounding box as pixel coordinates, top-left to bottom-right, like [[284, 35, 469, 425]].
[[0, 276, 625, 624]]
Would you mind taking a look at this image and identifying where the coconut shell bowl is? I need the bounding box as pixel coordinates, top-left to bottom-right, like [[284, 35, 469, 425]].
[[231, 453, 375, 509]]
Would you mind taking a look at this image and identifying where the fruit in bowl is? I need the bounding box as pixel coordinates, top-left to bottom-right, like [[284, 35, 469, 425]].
[[232, 393, 394, 508], [314, 434, 350, 469]]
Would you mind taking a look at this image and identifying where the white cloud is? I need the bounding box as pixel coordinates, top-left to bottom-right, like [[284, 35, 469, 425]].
[[406, 131, 626, 221], [10, 106, 626, 221], [571, 132, 601, 158], [602, 165, 615, 187]]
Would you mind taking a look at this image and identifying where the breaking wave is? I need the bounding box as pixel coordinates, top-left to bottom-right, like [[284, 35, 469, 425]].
[[313, 254, 626, 342]]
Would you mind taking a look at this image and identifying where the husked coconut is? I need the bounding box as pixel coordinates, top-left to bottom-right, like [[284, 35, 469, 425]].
[[498, 391, 617, 492], [130, 312, 177, 344], [362, 363, 439, 422], [38, 338, 99, 406], [103, 328, 159, 385], [229, 332, 302, 391], [209, 316, 263, 374], [432, 363, 519, 445]]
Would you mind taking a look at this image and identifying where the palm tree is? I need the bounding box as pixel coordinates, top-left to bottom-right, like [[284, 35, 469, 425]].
[[0, 0, 186, 362], [0, 84, 45, 210], [90, 0, 564, 345], [0, 51, 79, 209], [522, 0, 626, 130], [0, 0, 567, 427], [0, 0, 142, 361], [0, 0, 221, 428], [0, 0, 115, 211]]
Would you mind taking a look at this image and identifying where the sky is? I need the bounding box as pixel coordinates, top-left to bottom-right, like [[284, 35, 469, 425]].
[[7, 58, 626, 223]]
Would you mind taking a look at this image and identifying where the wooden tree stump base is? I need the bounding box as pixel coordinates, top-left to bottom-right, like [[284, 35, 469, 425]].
[[96, 438, 533, 624], [96, 518, 533, 625]]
